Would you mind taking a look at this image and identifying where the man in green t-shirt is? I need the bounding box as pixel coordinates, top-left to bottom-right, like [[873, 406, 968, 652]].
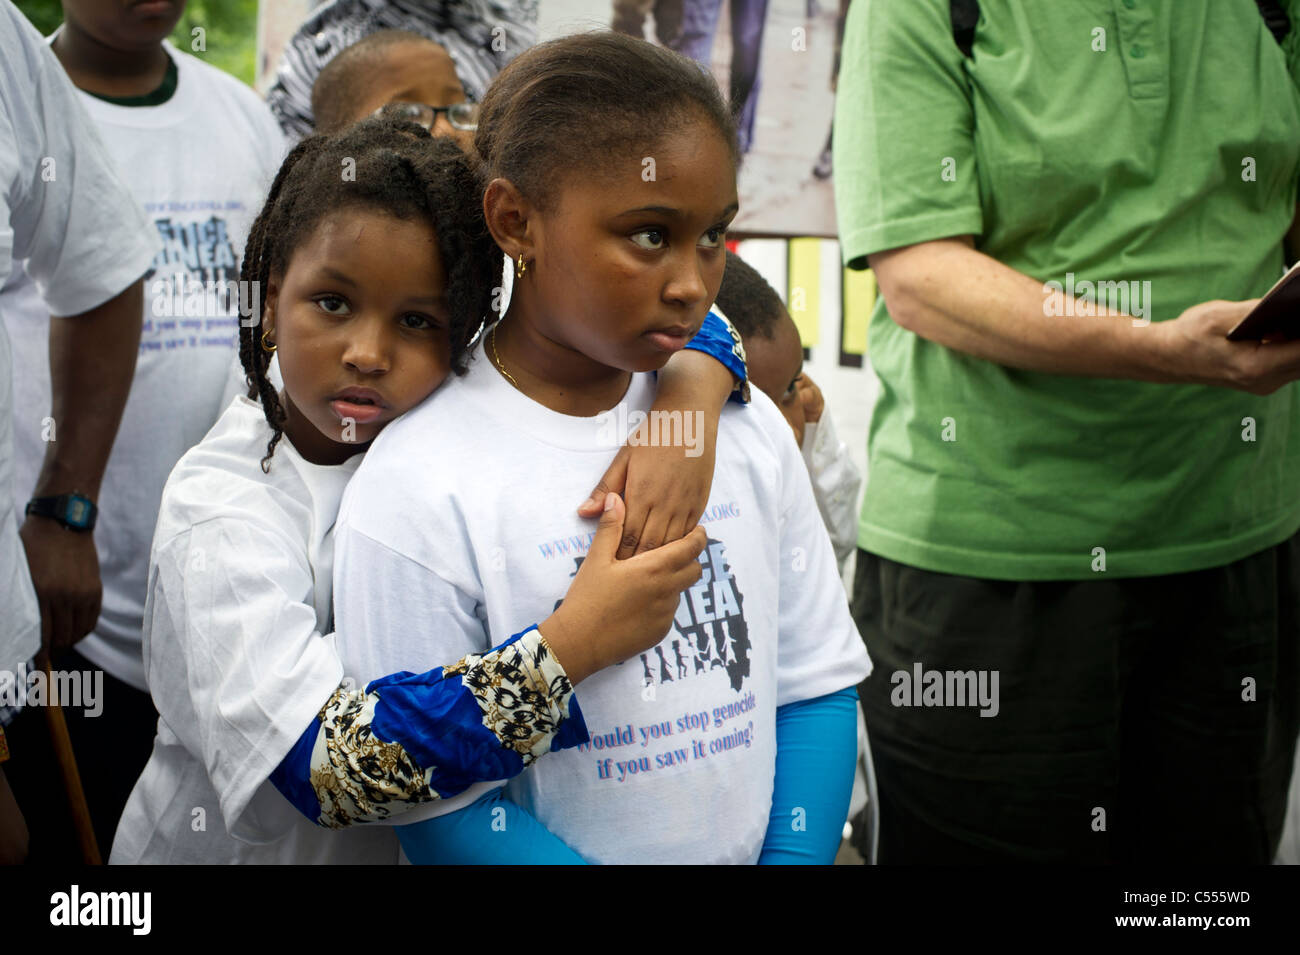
[[834, 0, 1300, 863]]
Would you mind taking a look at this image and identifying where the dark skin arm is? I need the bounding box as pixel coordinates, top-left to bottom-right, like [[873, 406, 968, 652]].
[[19, 280, 143, 653], [578, 348, 733, 559]]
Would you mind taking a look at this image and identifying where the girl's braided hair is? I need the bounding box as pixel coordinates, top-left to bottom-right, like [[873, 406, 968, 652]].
[[238, 116, 499, 471]]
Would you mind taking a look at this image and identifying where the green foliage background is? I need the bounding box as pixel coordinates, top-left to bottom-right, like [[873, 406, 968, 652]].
[[15, 0, 260, 87]]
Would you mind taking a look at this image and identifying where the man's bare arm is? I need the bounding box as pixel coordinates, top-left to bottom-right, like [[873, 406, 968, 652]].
[[871, 237, 1300, 395]]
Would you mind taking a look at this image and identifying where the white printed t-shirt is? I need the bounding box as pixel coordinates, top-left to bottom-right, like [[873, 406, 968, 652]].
[[332, 344, 873, 864], [0, 1, 158, 675], [2, 38, 284, 689], [110, 396, 399, 864]]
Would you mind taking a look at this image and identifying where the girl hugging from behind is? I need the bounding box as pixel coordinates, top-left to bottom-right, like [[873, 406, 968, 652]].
[[112, 115, 744, 864], [332, 32, 872, 865]]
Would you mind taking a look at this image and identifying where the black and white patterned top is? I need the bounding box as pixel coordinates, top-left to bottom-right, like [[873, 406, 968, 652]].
[[265, 0, 538, 141]]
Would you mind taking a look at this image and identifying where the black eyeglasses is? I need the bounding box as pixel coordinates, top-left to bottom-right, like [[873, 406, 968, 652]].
[[373, 100, 480, 132]]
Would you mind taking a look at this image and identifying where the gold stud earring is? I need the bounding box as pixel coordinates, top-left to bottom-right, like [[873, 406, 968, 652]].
[[515, 253, 528, 279], [260, 329, 277, 353]]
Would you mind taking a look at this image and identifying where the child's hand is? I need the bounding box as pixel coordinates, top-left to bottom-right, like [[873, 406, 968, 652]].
[[577, 415, 718, 559], [577, 349, 729, 558], [796, 373, 825, 425], [543, 493, 706, 685]]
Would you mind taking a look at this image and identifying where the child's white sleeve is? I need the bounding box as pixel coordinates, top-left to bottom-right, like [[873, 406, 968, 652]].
[[145, 520, 344, 840], [773, 410, 873, 707], [0, 10, 157, 316], [800, 409, 863, 571]]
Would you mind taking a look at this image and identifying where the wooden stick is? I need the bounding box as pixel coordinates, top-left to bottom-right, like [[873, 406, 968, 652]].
[[36, 652, 101, 864]]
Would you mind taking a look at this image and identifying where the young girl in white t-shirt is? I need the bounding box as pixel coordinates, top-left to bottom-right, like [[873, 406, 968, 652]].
[[332, 33, 872, 865], [111, 117, 747, 864]]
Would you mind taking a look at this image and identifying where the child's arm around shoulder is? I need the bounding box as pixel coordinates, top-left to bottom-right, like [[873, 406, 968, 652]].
[[261, 494, 667, 837], [577, 309, 749, 559]]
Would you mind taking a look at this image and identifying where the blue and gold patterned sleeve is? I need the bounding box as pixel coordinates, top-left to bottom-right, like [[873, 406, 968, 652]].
[[269, 625, 587, 828], [685, 308, 751, 404]]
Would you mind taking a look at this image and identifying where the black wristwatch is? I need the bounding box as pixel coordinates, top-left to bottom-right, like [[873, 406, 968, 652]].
[[26, 493, 97, 532]]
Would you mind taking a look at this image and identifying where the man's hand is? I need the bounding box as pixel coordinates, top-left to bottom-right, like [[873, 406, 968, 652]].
[[19, 518, 102, 654], [1150, 298, 1300, 395]]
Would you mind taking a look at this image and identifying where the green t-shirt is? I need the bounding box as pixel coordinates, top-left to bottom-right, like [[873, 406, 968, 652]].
[[834, 0, 1300, 579]]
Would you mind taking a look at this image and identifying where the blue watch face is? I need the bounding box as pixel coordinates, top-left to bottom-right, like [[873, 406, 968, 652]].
[[64, 496, 91, 528]]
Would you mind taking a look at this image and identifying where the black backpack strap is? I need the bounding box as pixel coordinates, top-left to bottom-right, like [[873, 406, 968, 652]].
[[1256, 0, 1292, 44], [950, 0, 980, 57]]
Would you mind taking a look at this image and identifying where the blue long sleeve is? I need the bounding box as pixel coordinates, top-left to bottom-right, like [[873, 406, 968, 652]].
[[683, 308, 750, 404], [396, 787, 586, 865], [759, 687, 859, 865], [270, 625, 588, 827]]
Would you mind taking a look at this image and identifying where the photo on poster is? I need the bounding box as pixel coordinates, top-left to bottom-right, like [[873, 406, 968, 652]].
[[538, 0, 843, 238]]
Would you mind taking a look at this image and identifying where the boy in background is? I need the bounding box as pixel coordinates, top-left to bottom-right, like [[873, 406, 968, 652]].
[[310, 29, 477, 147], [265, 0, 533, 142], [1, 0, 283, 861], [714, 249, 861, 571]]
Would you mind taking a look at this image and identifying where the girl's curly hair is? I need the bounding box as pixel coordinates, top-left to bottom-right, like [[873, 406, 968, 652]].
[[238, 117, 500, 470]]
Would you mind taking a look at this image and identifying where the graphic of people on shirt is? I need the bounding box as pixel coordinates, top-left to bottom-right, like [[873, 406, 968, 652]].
[[556, 537, 751, 691], [672, 640, 688, 679]]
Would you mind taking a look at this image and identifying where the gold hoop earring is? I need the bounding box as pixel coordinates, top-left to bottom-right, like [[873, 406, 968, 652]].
[[260, 329, 277, 353], [515, 254, 528, 279]]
